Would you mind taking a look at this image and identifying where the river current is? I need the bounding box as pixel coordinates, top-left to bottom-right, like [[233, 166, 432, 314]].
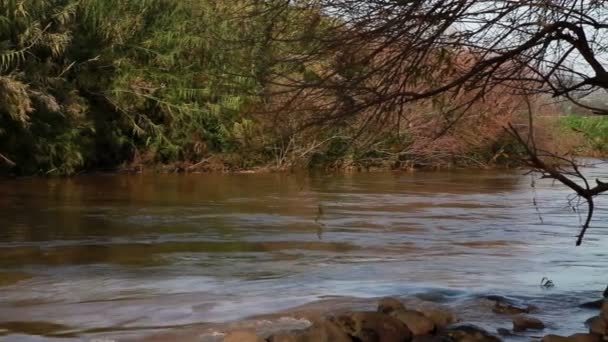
[[0, 168, 607, 340]]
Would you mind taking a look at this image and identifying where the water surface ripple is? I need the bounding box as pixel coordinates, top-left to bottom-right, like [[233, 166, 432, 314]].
[[0, 169, 607, 340]]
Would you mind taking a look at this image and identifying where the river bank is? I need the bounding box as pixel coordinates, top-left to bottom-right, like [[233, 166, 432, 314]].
[[138, 294, 608, 342], [1, 287, 606, 341]]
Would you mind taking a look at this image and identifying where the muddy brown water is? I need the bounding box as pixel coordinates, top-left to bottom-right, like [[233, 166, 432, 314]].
[[0, 168, 607, 341]]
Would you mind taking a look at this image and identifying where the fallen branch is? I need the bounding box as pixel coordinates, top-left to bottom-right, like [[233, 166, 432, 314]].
[[0, 152, 16, 167], [187, 157, 210, 170]]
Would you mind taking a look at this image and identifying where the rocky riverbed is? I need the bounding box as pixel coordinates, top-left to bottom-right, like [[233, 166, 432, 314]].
[[224, 296, 608, 342], [141, 294, 608, 342]]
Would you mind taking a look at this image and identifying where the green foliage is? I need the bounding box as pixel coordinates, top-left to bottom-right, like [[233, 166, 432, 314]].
[[560, 115, 608, 154], [0, 0, 269, 175], [0, 0, 567, 175], [0, 0, 92, 174]]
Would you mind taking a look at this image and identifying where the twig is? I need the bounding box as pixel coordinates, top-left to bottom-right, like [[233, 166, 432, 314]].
[[187, 158, 210, 170], [507, 123, 599, 246], [0, 152, 16, 167]]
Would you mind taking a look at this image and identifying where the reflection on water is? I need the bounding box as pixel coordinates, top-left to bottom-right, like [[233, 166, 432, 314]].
[[0, 169, 607, 340]]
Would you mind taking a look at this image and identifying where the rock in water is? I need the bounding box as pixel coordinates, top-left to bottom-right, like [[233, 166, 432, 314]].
[[485, 295, 536, 315], [442, 324, 502, 342], [391, 310, 435, 336], [492, 301, 533, 315], [512, 315, 545, 332], [416, 305, 458, 328], [580, 300, 605, 309], [225, 330, 266, 342], [588, 316, 607, 336], [496, 328, 513, 337], [268, 319, 351, 342], [581, 295, 608, 310], [332, 311, 412, 342], [378, 297, 407, 314], [542, 334, 602, 342]]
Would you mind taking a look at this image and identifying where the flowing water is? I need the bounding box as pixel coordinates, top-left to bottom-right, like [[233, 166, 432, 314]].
[[0, 168, 607, 341]]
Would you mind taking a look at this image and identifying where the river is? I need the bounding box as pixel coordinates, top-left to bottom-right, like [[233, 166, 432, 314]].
[[0, 168, 607, 341]]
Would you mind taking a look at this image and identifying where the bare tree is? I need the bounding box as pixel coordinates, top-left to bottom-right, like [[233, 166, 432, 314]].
[[251, 0, 608, 244]]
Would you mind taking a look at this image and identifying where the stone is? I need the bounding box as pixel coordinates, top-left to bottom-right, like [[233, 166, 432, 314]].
[[542, 334, 602, 342], [492, 301, 532, 315], [417, 306, 457, 328], [588, 316, 607, 336], [484, 295, 506, 302], [378, 297, 407, 314], [580, 300, 605, 309], [441, 324, 502, 342], [225, 330, 266, 342], [486, 295, 534, 315], [268, 319, 351, 342], [332, 311, 412, 342], [512, 315, 545, 332], [391, 310, 435, 336], [602, 300, 608, 321]]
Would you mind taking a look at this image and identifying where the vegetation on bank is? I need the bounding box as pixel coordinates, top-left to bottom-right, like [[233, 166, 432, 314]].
[[0, 0, 266, 175], [559, 115, 608, 157], [0, 1, 604, 176]]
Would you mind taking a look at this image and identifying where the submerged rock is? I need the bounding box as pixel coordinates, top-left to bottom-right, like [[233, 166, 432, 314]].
[[391, 310, 436, 336], [485, 295, 535, 315], [378, 297, 407, 314], [441, 324, 501, 342], [581, 294, 607, 309], [581, 300, 604, 309], [225, 330, 266, 342], [332, 311, 412, 342], [484, 295, 507, 303], [512, 315, 545, 332], [267, 319, 351, 342], [495, 328, 513, 337], [542, 334, 602, 342], [492, 302, 530, 315], [417, 306, 458, 328]]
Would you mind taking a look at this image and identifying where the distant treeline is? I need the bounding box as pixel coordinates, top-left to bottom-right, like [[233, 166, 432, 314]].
[[0, 1, 601, 176]]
